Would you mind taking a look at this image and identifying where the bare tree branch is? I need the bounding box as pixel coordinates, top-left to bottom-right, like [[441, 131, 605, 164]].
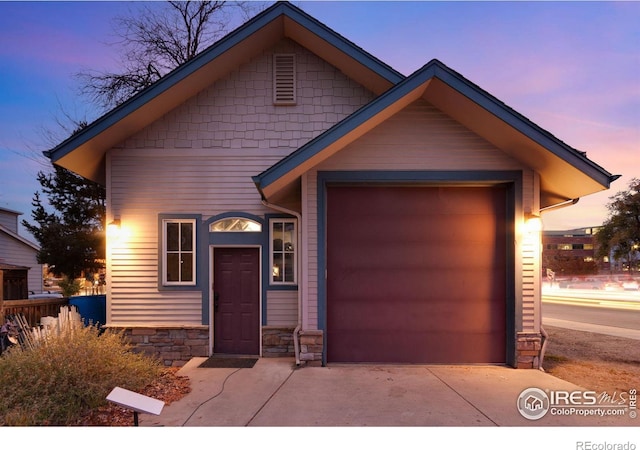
[[76, 1, 264, 110]]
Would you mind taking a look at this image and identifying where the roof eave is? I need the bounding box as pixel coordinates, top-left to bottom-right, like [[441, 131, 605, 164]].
[[45, 2, 404, 184], [255, 59, 616, 205]]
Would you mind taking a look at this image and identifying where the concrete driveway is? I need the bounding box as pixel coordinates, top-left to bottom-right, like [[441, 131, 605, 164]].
[[139, 357, 637, 427]]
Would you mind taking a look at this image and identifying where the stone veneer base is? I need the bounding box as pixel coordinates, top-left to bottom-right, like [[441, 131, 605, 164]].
[[107, 325, 307, 367], [107, 325, 538, 369]]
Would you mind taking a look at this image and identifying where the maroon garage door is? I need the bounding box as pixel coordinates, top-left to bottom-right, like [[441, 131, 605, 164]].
[[326, 185, 507, 364]]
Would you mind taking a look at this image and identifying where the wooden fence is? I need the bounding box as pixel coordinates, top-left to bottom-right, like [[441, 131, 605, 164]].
[[1, 298, 70, 328]]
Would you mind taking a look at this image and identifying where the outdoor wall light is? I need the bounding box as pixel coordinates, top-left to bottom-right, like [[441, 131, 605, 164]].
[[107, 217, 121, 239], [525, 214, 543, 233]]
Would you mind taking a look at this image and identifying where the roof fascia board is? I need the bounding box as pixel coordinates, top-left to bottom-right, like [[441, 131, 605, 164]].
[[0, 207, 23, 216], [255, 58, 614, 200], [47, 2, 404, 166], [47, 4, 288, 164], [429, 63, 614, 188], [281, 6, 404, 85]]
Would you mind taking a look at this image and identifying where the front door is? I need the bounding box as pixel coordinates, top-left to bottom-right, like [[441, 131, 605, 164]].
[[213, 247, 260, 355]]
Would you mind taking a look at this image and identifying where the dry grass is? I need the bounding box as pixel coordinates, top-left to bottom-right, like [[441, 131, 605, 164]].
[[0, 325, 163, 426], [542, 325, 640, 393]]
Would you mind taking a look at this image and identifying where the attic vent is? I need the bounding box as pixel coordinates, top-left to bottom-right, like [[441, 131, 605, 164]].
[[273, 54, 296, 105]]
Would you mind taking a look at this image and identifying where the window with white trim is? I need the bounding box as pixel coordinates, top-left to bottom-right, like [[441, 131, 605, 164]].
[[270, 218, 297, 284], [162, 219, 196, 285]]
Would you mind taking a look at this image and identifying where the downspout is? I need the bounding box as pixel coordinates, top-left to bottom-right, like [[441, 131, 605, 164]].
[[261, 199, 303, 366], [538, 198, 578, 370], [539, 325, 549, 371]]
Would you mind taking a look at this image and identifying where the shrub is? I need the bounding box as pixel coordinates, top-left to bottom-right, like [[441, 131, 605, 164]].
[[57, 276, 83, 297], [0, 324, 161, 425]]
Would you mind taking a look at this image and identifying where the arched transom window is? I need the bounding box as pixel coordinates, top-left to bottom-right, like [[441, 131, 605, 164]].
[[210, 218, 262, 232]]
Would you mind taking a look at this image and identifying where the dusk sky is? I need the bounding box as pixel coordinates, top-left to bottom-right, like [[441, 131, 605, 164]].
[[1, 1, 638, 240]]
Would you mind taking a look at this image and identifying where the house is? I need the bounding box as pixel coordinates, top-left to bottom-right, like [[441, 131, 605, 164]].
[[0, 207, 42, 298], [45, 2, 617, 368]]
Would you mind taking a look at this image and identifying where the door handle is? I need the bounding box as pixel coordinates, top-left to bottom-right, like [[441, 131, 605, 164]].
[[214, 292, 219, 311]]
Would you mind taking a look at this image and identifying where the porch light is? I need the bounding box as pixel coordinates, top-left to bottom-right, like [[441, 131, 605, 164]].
[[107, 218, 121, 239], [524, 214, 543, 233]]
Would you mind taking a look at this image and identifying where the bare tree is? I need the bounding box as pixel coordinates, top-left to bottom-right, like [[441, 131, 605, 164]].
[[77, 1, 263, 110]]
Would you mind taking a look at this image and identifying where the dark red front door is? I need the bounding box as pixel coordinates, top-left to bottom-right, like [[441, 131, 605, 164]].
[[213, 248, 260, 355]]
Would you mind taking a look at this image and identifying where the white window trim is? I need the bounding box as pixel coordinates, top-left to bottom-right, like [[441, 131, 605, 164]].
[[162, 218, 197, 286], [269, 218, 297, 285]]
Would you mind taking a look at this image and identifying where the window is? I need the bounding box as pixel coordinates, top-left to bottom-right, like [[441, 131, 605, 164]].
[[558, 244, 572, 251], [270, 219, 296, 284], [210, 218, 261, 232], [163, 219, 196, 285]]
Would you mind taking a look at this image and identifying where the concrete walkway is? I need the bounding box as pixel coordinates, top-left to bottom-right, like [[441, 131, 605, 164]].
[[139, 358, 637, 427]]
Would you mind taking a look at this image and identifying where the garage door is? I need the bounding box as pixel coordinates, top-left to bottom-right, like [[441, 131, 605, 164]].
[[326, 185, 507, 364]]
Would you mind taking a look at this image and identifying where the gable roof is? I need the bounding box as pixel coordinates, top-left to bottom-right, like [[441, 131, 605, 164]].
[[0, 224, 40, 251], [46, 2, 617, 209], [253, 59, 618, 208], [0, 206, 23, 216], [45, 1, 404, 184]]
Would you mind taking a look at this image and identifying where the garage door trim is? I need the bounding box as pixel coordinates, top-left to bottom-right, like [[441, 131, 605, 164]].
[[316, 170, 520, 366]]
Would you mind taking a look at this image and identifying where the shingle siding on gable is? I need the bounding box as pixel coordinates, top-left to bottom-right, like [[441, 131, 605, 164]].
[[117, 39, 374, 152], [107, 39, 375, 326]]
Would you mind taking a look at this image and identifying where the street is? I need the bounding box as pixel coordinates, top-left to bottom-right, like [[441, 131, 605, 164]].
[[542, 288, 640, 338]]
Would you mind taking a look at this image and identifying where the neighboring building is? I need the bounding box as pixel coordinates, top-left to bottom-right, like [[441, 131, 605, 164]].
[[542, 227, 604, 276], [0, 207, 42, 297], [45, 3, 617, 368]]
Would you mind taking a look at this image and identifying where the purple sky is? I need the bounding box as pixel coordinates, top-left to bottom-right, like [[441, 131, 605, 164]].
[[1, 1, 638, 240]]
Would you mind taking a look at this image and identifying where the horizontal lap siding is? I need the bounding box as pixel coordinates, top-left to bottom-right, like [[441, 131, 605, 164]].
[[109, 152, 280, 325], [305, 100, 538, 332], [319, 100, 525, 171], [111, 153, 279, 215], [107, 39, 375, 326], [0, 236, 42, 294], [302, 173, 318, 330], [266, 290, 297, 326], [108, 209, 201, 325], [521, 171, 540, 332]]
